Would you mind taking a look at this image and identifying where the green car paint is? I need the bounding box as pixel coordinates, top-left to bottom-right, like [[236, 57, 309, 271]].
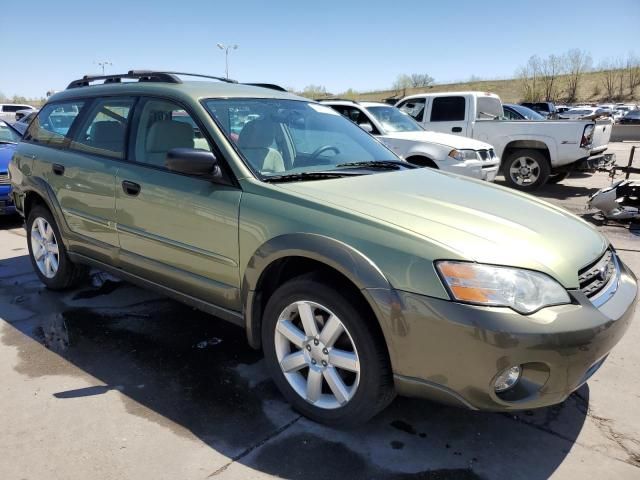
[[9, 78, 637, 416]]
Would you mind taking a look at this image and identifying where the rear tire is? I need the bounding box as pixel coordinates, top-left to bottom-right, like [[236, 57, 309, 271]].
[[26, 205, 88, 290], [262, 274, 395, 425], [503, 149, 550, 191]]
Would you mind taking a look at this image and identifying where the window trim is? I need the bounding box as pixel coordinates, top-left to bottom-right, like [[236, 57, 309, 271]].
[[127, 95, 238, 187], [429, 96, 467, 122]]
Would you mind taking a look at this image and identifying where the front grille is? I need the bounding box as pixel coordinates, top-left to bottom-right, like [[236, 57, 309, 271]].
[[579, 250, 617, 298], [477, 149, 496, 161], [0, 172, 9, 185]]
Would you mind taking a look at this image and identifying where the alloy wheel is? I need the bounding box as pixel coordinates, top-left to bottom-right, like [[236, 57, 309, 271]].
[[274, 300, 360, 409], [509, 156, 541, 186], [31, 217, 60, 279]]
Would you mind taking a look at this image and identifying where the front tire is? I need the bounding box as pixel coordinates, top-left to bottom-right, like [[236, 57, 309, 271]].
[[262, 274, 394, 425], [503, 149, 550, 191], [26, 205, 88, 290]]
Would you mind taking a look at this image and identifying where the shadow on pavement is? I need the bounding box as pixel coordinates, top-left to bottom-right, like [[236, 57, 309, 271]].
[[0, 215, 23, 230], [0, 255, 588, 480]]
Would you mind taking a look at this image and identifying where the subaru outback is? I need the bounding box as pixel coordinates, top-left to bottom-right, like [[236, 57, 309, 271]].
[[9, 71, 637, 425]]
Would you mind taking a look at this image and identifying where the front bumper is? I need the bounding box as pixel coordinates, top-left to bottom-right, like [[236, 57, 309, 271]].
[[446, 159, 500, 182], [0, 191, 16, 215], [369, 257, 637, 411]]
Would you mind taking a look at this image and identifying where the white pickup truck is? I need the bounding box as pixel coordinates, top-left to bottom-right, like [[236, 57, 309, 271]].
[[396, 91, 613, 190]]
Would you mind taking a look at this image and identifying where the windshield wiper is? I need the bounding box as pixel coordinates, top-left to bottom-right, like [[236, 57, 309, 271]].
[[335, 160, 415, 170], [264, 171, 358, 183]]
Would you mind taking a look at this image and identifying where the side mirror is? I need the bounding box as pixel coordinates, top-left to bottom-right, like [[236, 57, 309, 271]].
[[359, 122, 374, 133], [166, 148, 221, 178]]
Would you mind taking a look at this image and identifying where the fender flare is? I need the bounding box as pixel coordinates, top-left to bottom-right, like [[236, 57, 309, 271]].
[[241, 233, 391, 348]]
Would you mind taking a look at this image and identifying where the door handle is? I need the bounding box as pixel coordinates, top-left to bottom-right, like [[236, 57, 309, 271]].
[[451, 127, 462, 133], [52, 163, 65, 175], [122, 180, 141, 196]]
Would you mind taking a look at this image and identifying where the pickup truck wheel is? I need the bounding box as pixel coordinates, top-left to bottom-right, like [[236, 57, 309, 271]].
[[503, 149, 550, 190], [547, 171, 571, 184], [262, 274, 394, 425], [26, 205, 88, 290]]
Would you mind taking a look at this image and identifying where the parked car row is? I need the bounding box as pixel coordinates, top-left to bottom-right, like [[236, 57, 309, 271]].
[[0, 120, 22, 215], [7, 71, 636, 426]]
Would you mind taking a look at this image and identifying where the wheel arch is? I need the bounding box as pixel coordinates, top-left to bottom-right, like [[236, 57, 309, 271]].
[[242, 233, 392, 350], [405, 154, 439, 169], [502, 138, 554, 169]]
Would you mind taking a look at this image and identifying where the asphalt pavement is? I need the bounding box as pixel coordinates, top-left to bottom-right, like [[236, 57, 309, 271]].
[[1, 142, 639, 480]]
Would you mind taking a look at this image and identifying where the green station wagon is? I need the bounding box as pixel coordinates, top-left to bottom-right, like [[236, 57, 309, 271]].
[[9, 71, 637, 424]]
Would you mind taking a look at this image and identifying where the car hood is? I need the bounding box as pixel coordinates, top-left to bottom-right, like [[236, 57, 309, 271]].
[[384, 131, 494, 151], [0, 143, 17, 171], [278, 169, 607, 288]]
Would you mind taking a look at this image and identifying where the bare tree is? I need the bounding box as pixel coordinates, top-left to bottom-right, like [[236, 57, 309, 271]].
[[564, 49, 592, 102], [517, 55, 543, 102], [626, 54, 640, 95], [409, 73, 434, 88], [540, 54, 563, 101], [301, 84, 328, 99], [392, 74, 413, 97], [600, 58, 624, 101]]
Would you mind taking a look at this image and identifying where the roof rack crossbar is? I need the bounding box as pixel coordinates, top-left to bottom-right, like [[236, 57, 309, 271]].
[[157, 71, 238, 84]]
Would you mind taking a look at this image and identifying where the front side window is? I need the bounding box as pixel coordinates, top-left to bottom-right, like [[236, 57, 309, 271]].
[[430, 96, 466, 122], [366, 106, 422, 133], [69, 97, 135, 159], [133, 98, 212, 168], [397, 98, 426, 122], [25, 101, 85, 147], [204, 99, 397, 177]]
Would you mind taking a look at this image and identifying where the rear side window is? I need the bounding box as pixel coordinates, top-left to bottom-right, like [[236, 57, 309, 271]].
[[430, 96, 466, 122], [25, 101, 85, 147], [69, 97, 135, 159], [398, 98, 426, 122]]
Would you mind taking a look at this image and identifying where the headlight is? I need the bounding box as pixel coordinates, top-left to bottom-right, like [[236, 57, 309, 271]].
[[448, 149, 478, 161], [436, 261, 570, 314]]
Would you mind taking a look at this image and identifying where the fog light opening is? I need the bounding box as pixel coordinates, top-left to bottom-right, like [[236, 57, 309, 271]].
[[494, 365, 522, 393]]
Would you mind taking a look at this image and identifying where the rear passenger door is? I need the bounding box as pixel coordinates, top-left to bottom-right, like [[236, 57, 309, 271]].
[[115, 97, 242, 311], [426, 96, 468, 136], [25, 98, 133, 259]]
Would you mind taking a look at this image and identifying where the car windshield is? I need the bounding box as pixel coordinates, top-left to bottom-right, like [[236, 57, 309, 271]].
[[204, 98, 399, 178], [366, 106, 422, 132], [507, 104, 545, 120], [0, 120, 21, 143]]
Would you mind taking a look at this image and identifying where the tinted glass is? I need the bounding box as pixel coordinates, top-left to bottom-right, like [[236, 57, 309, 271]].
[[398, 98, 426, 122], [0, 120, 21, 143], [133, 98, 211, 167], [69, 97, 135, 159], [367, 106, 422, 132], [430, 96, 465, 121], [26, 101, 85, 147], [505, 104, 545, 120], [3, 105, 28, 113], [204, 99, 397, 177]]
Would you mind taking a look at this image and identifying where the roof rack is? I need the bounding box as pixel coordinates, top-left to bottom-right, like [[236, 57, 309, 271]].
[[66, 70, 239, 89], [244, 83, 288, 92], [316, 98, 359, 104]]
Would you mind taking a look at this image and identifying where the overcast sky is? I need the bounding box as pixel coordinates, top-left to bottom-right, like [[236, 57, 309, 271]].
[[3, 0, 639, 98]]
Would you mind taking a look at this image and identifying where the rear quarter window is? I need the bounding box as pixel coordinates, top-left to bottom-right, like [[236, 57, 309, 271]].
[[25, 101, 85, 148]]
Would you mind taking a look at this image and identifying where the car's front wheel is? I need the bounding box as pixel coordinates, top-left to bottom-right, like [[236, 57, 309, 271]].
[[26, 205, 88, 290], [262, 274, 394, 425]]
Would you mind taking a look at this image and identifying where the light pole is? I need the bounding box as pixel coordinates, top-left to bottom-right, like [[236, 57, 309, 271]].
[[216, 43, 238, 79], [95, 61, 112, 75]]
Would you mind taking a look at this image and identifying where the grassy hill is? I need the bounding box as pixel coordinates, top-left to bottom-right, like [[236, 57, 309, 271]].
[[321, 70, 637, 104]]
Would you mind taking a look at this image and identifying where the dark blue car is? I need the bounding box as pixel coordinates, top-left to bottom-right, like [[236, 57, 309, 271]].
[[0, 120, 22, 215]]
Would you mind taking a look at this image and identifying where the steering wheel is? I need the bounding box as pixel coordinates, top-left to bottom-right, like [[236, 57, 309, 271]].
[[310, 145, 340, 160]]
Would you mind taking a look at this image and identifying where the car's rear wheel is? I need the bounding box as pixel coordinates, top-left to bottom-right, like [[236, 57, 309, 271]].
[[26, 205, 88, 290], [262, 274, 394, 425], [503, 149, 550, 191]]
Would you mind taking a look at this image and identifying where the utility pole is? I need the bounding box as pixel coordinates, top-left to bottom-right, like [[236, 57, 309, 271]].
[[95, 61, 113, 75], [216, 43, 238, 79]]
